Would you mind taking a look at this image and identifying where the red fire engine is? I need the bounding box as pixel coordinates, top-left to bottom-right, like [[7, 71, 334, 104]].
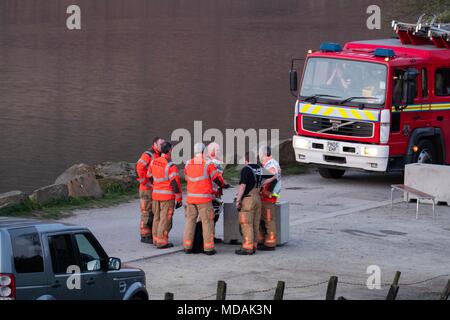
[[290, 15, 450, 179]]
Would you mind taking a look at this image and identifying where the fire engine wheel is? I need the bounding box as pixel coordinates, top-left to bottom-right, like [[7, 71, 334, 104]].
[[318, 168, 346, 179], [414, 140, 435, 164]]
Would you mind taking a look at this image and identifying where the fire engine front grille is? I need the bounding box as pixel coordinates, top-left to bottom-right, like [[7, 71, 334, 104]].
[[302, 115, 373, 138]]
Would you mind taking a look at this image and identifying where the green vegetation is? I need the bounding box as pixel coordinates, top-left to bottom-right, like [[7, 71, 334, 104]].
[[1, 162, 308, 219], [0, 184, 139, 220]]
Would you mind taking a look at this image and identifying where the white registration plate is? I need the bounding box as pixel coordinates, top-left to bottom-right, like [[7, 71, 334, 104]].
[[327, 141, 339, 153]]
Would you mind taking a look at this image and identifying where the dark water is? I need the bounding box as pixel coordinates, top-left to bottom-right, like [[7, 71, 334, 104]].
[[0, 0, 399, 193]]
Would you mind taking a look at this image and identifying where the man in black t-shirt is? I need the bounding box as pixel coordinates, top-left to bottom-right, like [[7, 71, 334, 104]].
[[235, 152, 262, 255]]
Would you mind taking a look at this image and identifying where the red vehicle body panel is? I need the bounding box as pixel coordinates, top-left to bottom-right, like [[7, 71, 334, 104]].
[[295, 39, 450, 167]]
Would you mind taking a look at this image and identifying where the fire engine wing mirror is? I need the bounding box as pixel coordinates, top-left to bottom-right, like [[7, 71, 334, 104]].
[[403, 68, 418, 106], [290, 70, 298, 92]]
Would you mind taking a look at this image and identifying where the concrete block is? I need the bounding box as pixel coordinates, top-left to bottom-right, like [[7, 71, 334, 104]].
[[223, 201, 289, 246], [405, 163, 450, 205]]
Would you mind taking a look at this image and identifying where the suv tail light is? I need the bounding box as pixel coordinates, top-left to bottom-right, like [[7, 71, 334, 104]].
[[0, 274, 16, 300]]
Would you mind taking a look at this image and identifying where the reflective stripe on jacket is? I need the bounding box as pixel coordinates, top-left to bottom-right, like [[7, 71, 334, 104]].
[[136, 149, 159, 191], [185, 155, 224, 204], [148, 156, 182, 201]]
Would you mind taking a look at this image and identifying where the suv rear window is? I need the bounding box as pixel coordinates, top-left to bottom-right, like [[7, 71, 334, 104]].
[[9, 228, 44, 273]]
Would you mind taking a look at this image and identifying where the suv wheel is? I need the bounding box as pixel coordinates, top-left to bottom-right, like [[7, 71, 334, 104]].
[[318, 168, 345, 179]]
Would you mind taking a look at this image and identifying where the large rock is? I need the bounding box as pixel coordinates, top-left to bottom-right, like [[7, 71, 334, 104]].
[[55, 163, 96, 185], [94, 161, 135, 179], [29, 184, 69, 206], [66, 172, 103, 199], [0, 191, 25, 209], [97, 176, 135, 192], [278, 139, 296, 167]]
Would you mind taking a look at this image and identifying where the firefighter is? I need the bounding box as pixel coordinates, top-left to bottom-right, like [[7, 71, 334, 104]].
[[258, 146, 281, 251], [206, 142, 225, 243], [135, 137, 164, 244], [183, 143, 228, 255], [148, 142, 182, 249], [235, 152, 262, 255]]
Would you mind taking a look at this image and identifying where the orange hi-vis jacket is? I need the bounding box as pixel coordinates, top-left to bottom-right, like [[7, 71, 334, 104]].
[[148, 155, 182, 202], [184, 155, 224, 204], [136, 147, 160, 191]]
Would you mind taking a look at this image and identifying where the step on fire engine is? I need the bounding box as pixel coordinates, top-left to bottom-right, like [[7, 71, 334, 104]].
[[290, 14, 450, 179]]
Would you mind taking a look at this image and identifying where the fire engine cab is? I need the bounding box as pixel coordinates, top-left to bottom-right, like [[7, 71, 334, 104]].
[[290, 15, 450, 179]]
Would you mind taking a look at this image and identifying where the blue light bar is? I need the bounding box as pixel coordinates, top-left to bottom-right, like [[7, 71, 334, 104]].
[[374, 48, 395, 58], [319, 42, 343, 52]]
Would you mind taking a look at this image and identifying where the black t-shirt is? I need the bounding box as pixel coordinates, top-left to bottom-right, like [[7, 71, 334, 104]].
[[239, 164, 262, 196]]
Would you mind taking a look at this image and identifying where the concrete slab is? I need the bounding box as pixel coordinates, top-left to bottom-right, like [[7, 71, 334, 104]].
[[405, 163, 450, 205], [61, 170, 450, 299]]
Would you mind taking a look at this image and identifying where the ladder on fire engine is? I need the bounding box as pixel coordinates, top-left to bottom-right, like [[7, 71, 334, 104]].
[[392, 14, 450, 48]]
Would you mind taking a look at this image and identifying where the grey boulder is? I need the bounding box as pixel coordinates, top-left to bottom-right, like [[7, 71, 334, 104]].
[[30, 184, 69, 206]]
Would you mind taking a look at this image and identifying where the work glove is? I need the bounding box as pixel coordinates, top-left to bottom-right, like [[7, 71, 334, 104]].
[[175, 201, 183, 209]]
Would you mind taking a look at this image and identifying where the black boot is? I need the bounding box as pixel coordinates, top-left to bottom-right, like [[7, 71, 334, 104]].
[[203, 249, 216, 256], [259, 246, 275, 251], [184, 249, 192, 254], [157, 243, 174, 249], [235, 249, 254, 255], [141, 236, 153, 244], [214, 237, 223, 244]]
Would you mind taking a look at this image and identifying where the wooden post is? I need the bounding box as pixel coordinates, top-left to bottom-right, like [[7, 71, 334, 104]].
[[164, 292, 174, 300], [386, 285, 399, 300], [393, 271, 401, 286], [216, 280, 227, 300], [440, 279, 450, 300], [325, 276, 338, 300], [274, 281, 285, 300], [386, 271, 401, 300]]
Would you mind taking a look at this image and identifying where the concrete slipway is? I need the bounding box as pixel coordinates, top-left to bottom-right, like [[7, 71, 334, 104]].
[[62, 171, 450, 300]]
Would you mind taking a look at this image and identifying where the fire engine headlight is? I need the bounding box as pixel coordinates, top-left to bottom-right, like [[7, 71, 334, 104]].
[[362, 146, 378, 157], [294, 137, 310, 149]]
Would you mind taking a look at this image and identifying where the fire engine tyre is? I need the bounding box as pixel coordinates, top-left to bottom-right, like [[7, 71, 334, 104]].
[[414, 139, 436, 164], [318, 168, 346, 179]]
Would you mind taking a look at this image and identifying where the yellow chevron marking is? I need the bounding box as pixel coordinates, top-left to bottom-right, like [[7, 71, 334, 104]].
[[338, 108, 348, 118], [323, 107, 334, 116], [363, 111, 376, 121], [311, 106, 322, 115], [349, 109, 362, 120], [301, 104, 311, 113]]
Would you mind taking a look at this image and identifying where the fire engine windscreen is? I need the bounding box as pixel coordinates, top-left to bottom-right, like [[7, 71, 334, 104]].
[[300, 58, 387, 107]]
